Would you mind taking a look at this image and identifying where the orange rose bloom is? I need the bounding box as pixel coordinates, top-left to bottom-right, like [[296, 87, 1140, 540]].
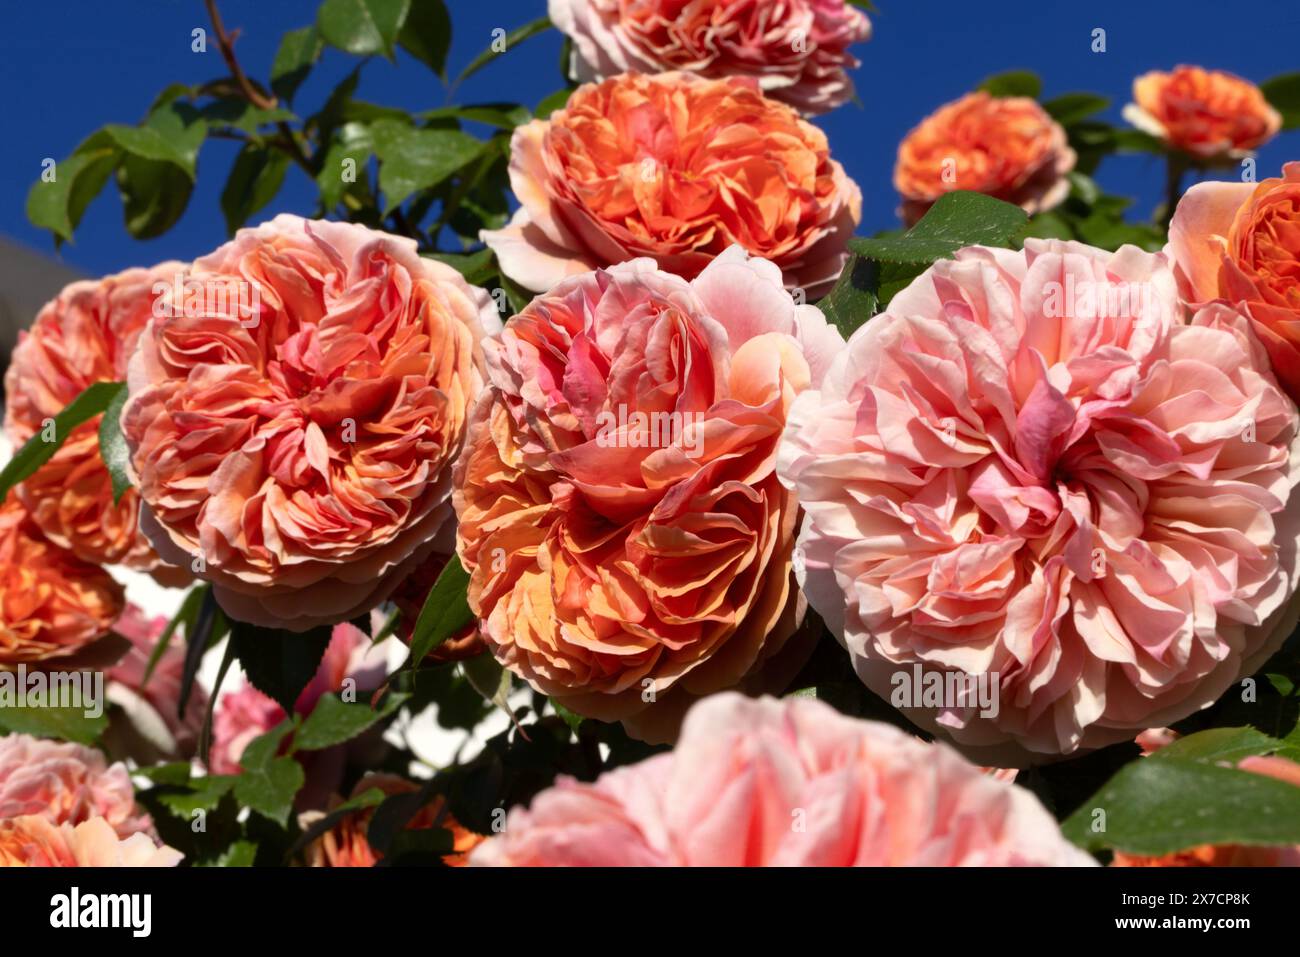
[[482, 71, 861, 297], [894, 92, 1075, 225], [454, 250, 841, 742], [3, 264, 186, 576], [1125, 66, 1281, 160], [0, 497, 123, 666], [301, 775, 483, 867], [0, 815, 181, 867], [1167, 162, 1300, 402]]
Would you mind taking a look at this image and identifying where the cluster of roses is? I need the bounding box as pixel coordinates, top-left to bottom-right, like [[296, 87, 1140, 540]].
[[4, 0, 1300, 867]]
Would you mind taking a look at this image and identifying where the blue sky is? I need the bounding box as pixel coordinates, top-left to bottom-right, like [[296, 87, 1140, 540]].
[[2, 0, 1298, 278]]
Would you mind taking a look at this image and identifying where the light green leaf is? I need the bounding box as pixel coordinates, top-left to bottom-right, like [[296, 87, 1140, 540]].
[[26, 146, 118, 242], [848, 191, 1028, 264], [103, 124, 195, 178], [233, 720, 304, 826], [407, 556, 474, 667], [271, 26, 323, 103], [293, 691, 410, 751], [0, 381, 123, 502], [0, 706, 107, 746], [317, 0, 412, 59], [371, 119, 482, 212], [96, 382, 131, 505], [456, 16, 552, 84]]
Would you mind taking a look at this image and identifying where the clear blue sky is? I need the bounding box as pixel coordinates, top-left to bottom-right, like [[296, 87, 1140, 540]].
[[2, 0, 1298, 278]]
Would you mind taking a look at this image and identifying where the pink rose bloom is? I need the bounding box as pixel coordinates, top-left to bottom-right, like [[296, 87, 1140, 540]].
[[550, 0, 872, 115], [3, 262, 188, 578], [103, 604, 209, 762], [0, 733, 153, 838], [473, 692, 1094, 866], [778, 239, 1300, 764], [210, 621, 388, 800], [483, 71, 860, 298], [0, 815, 181, 867], [121, 215, 499, 631], [455, 249, 842, 742]]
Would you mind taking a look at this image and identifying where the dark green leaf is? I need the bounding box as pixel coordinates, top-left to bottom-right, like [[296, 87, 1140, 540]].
[[848, 191, 1029, 264], [179, 587, 228, 715], [205, 840, 258, 867], [116, 155, 193, 239], [1150, 727, 1284, 766], [145, 585, 205, 685], [317, 122, 374, 209], [289, 786, 387, 857], [0, 381, 123, 502], [398, 0, 452, 78], [425, 248, 495, 285], [372, 119, 483, 212], [407, 556, 474, 667], [816, 253, 879, 337], [220, 144, 290, 235], [1063, 757, 1300, 856], [293, 691, 410, 751], [144, 100, 208, 171], [200, 99, 297, 138], [978, 70, 1041, 100], [154, 775, 237, 817], [103, 124, 195, 178], [456, 16, 552, 84], [233, 720, 304, 825], [96, 382, 131, 505], [271, 26, 323, 103], [228, 620, 334, 715], [317, 0, 411, 59], [1042, 92, 1110, 126], [1261, 72, 1300, 130]]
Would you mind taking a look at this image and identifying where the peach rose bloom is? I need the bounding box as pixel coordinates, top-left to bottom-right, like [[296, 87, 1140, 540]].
[[895, 92, 1075, 226], [300, 774, 484, 867], [210, 621, 387, 780], [0, 496, 123, 666], [1116, 733, 1300, 866], [550, 0, 872, 115], [454, 249, 842, 742], [0, 732, 153, 838], [473, 692, 1095, 866], [3, 263, 186, 576], [103, 604, 209, 762], [482, 71, 861, 297], [121, 215, 499, 631], [0, 815, 181, 867], [1167, 163, 1300, 403], [1124, 66, 1281, 160], [778, 239, 1300, 764]]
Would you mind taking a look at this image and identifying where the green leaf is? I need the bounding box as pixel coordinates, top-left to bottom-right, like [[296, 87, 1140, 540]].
[[535, 88, 572, 120], [144, 100, 208, 172], [116, 155, 193, 239], [293, 691, 410, 751], [398, 0, 452, 78], [425, 248, 495, 285], [1149, 727, 1284, 765], [96, 382, 131, 505], [1062, 757, 1300, 856], [848, 191, 1029, 264], [228, 620, 334, 715], [154, 775, 237, 817], [103, 124, 195, 178], [1042, 92, 1110, 126], [200, 99, 297, 138], [0, 705, 107, 746], [289, 786, 387, 858], [456, 16, 552, 84], [205, 840, 258, 867], [179, 586, 228, 715], [462, 653, 511, 712], [371, 119, 483, 212], [26, 146, 118, 243], [978, 70, 1041, 100], [271, 26, 323, 104], [550, 699, 585, 732], [816, 254, 879, 337], [1111, 128, 1165, 154], [316, 122, 374, 209], [0, 381, 123, 502], [424, 103, 530, 131], [220, 144, 290, 235], [1261, 72, 1300, 130], [232, 720, 304, 825], [407, 556, 474, 667], [317, 0, 411, 59]]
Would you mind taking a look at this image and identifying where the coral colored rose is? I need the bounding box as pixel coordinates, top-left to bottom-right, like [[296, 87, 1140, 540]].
[[300, 774, 484, 867], [482, 71, 861, 297], [0, 497, 124, 666], [1124, 66, 1281, 160], [1167, 163, 1300, 403], [894, 92, 1076, 225], [0, 815, 181, 867], [103, 604, 209, 762], [3, 263, 187, 577], [472, 692, 1094, 866], [1115, 735, 1300, 866], [121, 215, 499, 631], [210, 621, 389, 808], [0, 732, 153, 838], [454, 250, 841, 742], [778, 239, 1300, 764], [550, 0, 871, 115]]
